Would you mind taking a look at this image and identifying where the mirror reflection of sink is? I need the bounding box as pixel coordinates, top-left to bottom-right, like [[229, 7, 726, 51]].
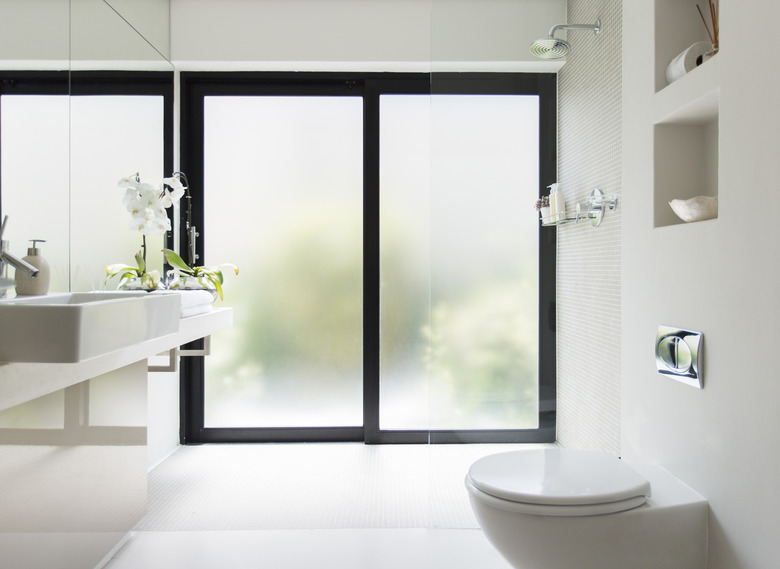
[[0, 291, 181, 363]]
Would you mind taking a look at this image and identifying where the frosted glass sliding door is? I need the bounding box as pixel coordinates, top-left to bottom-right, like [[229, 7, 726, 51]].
[[378, 95, 432, 429], [379, 94, 540, 431], [202, 96, 364, 428]]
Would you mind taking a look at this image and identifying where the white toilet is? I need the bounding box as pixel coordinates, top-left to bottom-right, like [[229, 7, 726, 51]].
[[466, 449, 707, 569]]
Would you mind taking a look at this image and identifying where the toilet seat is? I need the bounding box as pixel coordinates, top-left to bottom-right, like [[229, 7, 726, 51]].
[[466, 449, 651, 517]]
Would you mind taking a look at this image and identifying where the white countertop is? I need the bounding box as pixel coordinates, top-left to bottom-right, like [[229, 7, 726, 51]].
[[0, 307, 232, 411]]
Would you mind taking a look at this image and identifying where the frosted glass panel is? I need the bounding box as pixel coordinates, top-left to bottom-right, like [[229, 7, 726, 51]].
[[379, 95, 432, 429], [70, 95, 166, 291], [380, 94, 540, 430], [203, 96, 363, 428], [430, 95, 539, 430], [1, 96, 70, 292], [0, 94, 165, 293]]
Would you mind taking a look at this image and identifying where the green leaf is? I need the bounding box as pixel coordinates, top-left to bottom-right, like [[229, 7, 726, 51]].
[[117, 271, 138, 288], [199, 267, 223, 284], [105, 264, 142, 284], [212, 277, 224, 301], [162, 249, 193, 274]]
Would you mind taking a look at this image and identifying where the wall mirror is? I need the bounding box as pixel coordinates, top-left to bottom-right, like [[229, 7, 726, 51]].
[[0, 0, 172, 293]]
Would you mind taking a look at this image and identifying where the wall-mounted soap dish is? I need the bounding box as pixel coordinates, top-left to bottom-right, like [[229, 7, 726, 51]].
[[655, 325, 703, 389]]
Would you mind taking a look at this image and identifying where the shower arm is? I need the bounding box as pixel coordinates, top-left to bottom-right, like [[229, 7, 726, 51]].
[[547, 20, 601, 39]]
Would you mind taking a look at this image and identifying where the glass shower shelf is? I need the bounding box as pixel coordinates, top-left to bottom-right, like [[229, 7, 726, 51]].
[[541, 214, 577, 226], [539, 189, 618, 227]]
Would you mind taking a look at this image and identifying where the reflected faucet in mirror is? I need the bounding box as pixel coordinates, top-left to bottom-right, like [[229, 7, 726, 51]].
[[0, 216, 39, 296]]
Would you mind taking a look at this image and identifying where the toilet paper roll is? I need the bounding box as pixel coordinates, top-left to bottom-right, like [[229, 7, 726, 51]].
[[665, 42, 712, 85]]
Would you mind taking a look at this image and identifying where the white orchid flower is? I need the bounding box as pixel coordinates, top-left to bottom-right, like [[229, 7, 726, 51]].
[[128, 218, 147, 233], [138, 188, 159, 210], [141, 210, 171, 235], [145, 218, 169, 236], [160, 188, 174, 208], [163, 175, 185, 192], [118, 174, 138, 189], [122, 187, 139, 207], [156, 220, 171, 233], [152, 202, 167, 219], [160, 179, 185, 207], [169, 185, 185, 202], [118, 173, 183, 238], [125, 196, 144, 217]]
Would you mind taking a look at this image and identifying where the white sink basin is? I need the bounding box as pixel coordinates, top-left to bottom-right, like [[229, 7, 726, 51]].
[[0, 291, 181, 363]]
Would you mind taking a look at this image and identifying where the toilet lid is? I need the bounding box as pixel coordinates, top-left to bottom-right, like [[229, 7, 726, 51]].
[[467, 449, 651, 509]]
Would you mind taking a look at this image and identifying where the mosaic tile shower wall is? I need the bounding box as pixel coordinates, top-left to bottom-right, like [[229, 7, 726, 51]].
[[555, 0, 622, 452]]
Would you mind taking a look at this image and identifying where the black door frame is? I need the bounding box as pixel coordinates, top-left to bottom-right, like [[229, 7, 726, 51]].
[[179, 71, 557, 444]]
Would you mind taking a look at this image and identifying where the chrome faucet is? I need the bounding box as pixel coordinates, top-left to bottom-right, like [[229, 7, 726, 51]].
[[0, 216, 39, 296]]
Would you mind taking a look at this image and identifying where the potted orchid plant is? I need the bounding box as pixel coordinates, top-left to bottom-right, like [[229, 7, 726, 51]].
[[105, 172, 186, 290], [162, 248, 238, 301]]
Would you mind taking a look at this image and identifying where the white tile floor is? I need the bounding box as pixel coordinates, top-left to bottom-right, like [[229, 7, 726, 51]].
[[102, 443, 546, 569]]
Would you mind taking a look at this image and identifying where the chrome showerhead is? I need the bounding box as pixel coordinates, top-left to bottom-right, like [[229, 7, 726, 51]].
[[530, 19, 601, 60], [530, 37, 571, 59]]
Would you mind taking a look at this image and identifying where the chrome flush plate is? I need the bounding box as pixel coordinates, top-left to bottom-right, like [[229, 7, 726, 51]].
[[655, 326, 703, 389]]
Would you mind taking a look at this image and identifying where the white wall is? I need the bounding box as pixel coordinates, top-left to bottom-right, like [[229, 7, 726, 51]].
[[1, 0, 567, 70], [622, 1, 780, 568], [0, 0, 69, 63], [170, 0, 565, 71], [0, 0, 170, 69], [429, 0, 567, 70]]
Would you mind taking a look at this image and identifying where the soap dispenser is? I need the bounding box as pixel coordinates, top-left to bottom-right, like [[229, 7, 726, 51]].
[[15, 239, 50, 296]]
